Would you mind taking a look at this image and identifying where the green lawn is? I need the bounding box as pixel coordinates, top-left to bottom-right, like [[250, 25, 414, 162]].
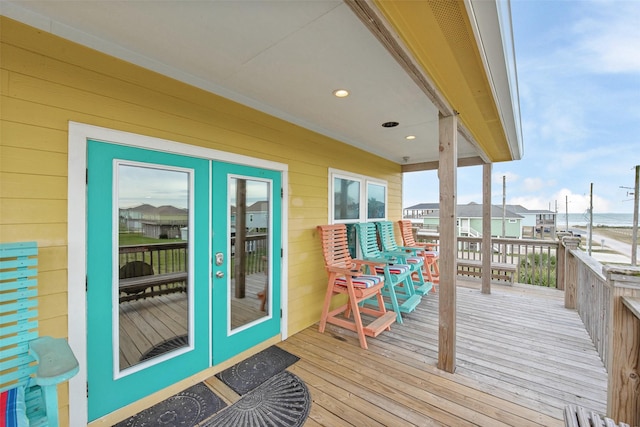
[[119, 233, 184, 246]]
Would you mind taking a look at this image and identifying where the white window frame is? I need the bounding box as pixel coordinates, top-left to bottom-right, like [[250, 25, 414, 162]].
[[328, 168, 387, 224]]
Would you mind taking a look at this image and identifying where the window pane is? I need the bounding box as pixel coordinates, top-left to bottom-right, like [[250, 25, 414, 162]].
[[334, 178, 360, 220], [229, 177, 271, 330], [367, 183, 386, 219], [117, 164, 190, 371]]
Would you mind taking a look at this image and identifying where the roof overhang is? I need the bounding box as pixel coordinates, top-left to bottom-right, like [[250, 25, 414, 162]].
[[0, 0, 522, 171]]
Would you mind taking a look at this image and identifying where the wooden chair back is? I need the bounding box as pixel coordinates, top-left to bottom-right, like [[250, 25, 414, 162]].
[[317, 224, 355, 271], [376, 221, 403, 253], [1, 241, 79, 427], [398, 220, 419, 246], [354, 222, 386, 260]]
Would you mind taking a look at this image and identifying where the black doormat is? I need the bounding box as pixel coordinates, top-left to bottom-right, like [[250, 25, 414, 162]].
[[114, 382, 226, 427], [203, 371, 310, 427], [140, 334, 189, 362], [215, 346, 299, 395]]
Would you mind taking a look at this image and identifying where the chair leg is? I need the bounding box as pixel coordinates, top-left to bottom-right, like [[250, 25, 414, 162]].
[[385, 282, 403, 324], [41, 384, 60, 427], [319, 278, 337, 333], [347, 290, 368, 349], [374, 291, 392, 331], [412, 264, 426, 288]]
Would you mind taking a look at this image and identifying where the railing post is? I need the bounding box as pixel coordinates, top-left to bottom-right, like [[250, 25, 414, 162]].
[[563, 237, 581, 309], [557, 238, 566, 291], [604, 266, 640, 426]]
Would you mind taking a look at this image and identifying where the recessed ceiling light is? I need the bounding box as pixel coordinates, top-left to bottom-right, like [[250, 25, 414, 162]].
[[333, 89, 349, 98], [405, 135, 416, 140], [381, 121, 399, 128]]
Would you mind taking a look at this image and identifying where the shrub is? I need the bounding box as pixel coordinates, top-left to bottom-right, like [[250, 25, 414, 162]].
[[519, 253, 557, 287]]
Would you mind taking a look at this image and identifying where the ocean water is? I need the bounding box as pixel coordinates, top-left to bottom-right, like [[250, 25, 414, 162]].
[[556, 213, 636, 228]]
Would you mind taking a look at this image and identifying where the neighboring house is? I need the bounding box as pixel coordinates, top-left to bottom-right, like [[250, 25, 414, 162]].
[[247, 201, 269, 231], [0, 2, 522, 425], [120, 204, 188, 238], [230, 201, 269, 232], [420, 203, 524, 238], [403, 203, 440, 218], [506, 205, 557, 236]]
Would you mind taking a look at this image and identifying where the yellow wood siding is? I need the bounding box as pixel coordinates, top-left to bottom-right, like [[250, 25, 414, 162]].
[[1, 16, 403, 419]]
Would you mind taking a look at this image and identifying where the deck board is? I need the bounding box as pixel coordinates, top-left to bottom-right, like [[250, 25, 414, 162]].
[[277, 281, 607, 426], [117, 278, 607, 426]]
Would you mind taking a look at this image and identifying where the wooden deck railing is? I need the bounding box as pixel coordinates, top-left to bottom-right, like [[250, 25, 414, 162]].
[[561, 236, 640, 426], [119, 241, 188, 274], [417, 232, 560, 287], [458, 236, 559, 287], [119, 236, 268, 278], [231, 234, 268, 275], [563, 240, 610, 368]]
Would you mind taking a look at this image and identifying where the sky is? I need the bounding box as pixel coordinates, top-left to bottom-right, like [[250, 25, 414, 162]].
[[403, 0, 640, 214], [118, 164, 269, 209]]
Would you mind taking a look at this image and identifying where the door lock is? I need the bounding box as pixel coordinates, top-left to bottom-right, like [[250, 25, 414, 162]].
[[216, 271, 224, 278], [215, 252, 224, 266]]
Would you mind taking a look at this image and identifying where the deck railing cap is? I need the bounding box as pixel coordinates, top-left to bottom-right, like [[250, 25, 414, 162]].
[[603, 265, 640, 288], [561, 236, 581, 249]]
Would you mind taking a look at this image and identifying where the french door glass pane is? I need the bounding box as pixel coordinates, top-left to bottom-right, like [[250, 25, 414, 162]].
[[229, 178, 271, 330], [117, 164, 191, 371]]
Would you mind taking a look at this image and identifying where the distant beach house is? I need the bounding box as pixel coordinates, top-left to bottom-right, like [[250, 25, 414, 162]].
[[403, 203, 440, 219], [404, 202, 557, 239], [504, 205, 557, 236], [229, 200, 269, 232], [119, 204, 188, 239]]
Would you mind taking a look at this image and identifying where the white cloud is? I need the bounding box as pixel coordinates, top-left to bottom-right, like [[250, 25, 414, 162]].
[[509, 188, 613, 213], [522, 177, 545, 192], [572, 2, 640, 74]]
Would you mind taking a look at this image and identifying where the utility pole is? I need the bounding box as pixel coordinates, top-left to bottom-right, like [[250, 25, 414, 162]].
[[633, 165, 639, 265], [620, 165, 639, 265], [565, 195, 569, 231], [554, 200, 558, 239], [588, 183, 593, 256]]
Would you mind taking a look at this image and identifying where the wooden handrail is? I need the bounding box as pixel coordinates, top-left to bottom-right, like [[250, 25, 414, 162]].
[[621, 296, 640, 320]]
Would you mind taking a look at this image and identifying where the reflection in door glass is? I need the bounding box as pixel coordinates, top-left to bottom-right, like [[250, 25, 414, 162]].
[[229, 178, 270, 330], [117, 164, 190, 371]]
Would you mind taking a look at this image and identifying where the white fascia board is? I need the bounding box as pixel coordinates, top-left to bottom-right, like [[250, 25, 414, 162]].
[[464, 0, 524, 161]]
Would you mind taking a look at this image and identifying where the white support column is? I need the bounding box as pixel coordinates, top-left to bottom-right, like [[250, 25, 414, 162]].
[[438, 113, 457, 373], [482, 163, 492, 294]]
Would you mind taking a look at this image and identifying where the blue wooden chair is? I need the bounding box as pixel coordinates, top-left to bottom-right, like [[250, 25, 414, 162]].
[[375, 221, 433, 295], [0, 242, 79, 427], [353, 223, 422, 323]]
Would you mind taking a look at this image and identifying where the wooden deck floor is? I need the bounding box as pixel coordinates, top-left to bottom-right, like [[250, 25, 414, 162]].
[[276, 281, 607, 426]]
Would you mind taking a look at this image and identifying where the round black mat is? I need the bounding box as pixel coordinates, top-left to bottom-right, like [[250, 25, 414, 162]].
[[204, 371, 310, 427], [140, 334, 189, 362], [215, 346, 299, 395], [115, 383, 226, 427]]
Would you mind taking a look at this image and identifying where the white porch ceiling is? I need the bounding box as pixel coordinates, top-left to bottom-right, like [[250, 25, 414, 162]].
[[2, 0, 484, 166]]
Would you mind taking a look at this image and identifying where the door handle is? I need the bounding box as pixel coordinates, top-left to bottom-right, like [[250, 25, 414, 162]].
[[216, 271, 224, 278]]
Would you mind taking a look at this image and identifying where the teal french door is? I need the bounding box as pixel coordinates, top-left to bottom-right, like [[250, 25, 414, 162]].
[[211, 162, 282, 364], [87, 141, 282, 420]]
